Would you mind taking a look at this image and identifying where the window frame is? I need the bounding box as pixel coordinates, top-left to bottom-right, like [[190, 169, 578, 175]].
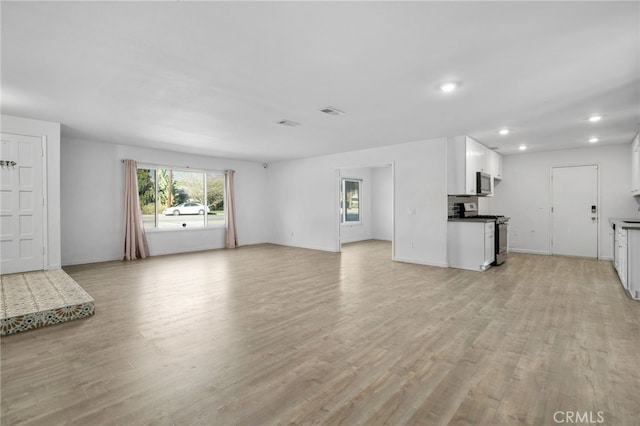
[[341, 178, 362, 225], [137, 163, 226, 232]]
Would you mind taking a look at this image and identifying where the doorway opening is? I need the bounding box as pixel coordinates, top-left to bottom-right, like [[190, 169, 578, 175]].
[[335, 163, 394, 258]]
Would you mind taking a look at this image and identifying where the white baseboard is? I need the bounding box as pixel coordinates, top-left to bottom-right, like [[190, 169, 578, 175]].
[[509, 248, 551, 256], [61, 244, 272, 266], [62, 255, 122, 267], [268, 241, 339, 253], [510, 249, 613, 261], [393, 256, 448, 268], [150, 245, 224, 257]]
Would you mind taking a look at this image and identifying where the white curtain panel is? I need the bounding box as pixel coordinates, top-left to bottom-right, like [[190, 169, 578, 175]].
[[123, 159, 149, 260], [225, 169, 238, 249]]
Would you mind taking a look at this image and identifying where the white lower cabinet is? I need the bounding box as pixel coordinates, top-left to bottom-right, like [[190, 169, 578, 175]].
[[617, 227, 628, 289], [627, 230, 640, 300], [612, 222, 640, 300], [448, 221, 495, 271]]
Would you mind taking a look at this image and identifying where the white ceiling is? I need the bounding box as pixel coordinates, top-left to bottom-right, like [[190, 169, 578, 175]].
[[2, 1, 639, 163]]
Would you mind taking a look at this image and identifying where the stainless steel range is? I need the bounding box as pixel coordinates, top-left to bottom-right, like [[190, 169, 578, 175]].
[[456, 203, 510, 266], [474, 215, 509, 265]]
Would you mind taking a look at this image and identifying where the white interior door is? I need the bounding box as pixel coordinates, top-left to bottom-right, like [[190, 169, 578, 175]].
[[551, 165, 598, 258], [0, 133, 45, 274]]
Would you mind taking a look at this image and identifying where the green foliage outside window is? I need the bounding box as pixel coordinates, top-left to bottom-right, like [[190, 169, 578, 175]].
[[137, 167, 225, 229]]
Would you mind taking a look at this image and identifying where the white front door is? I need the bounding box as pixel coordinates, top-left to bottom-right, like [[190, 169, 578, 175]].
[[551, 165, 598, 258], [0, 133, 45, 274]]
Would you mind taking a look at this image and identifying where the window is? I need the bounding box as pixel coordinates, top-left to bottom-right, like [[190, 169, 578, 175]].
[[137, 166, 225, 230], [341, 178, 361, 223]]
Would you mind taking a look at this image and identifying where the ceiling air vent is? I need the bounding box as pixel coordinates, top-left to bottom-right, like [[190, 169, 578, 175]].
[[277, 119, 300, 127], [320, 107, 345, 116]]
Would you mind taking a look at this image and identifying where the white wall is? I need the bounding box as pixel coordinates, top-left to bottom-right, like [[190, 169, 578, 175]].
[[488, 143, 640, 259], [371, 166, 392, 241], [60, 138, 269, 265], [268, 138, 448, 267], [10, 108, 635, 269], [1, 115, 61, 269]]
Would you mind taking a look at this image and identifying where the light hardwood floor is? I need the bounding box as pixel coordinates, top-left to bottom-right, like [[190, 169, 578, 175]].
[[1, 241, 639, 425]]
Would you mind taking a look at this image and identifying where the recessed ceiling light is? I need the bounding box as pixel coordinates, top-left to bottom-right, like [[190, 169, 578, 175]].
[[588, 114, 603, 123], [589, 137, 599, 143], [439, 81, 460, 93], [499, 128, 510, 136], [518, 145, 527, 151]]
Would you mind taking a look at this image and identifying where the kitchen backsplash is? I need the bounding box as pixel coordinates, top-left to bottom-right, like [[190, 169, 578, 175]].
[[448, 195, 479, 218]]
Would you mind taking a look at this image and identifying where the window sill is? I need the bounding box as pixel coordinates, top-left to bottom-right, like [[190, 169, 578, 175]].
[[144, 224, 226, 233], [341, 222, 362, 226]]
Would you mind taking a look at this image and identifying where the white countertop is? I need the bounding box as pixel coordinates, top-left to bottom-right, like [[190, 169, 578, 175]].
[[609, 218, 640, 230]]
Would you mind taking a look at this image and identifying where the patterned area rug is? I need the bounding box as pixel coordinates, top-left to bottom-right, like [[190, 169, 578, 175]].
[[1, 269, 95, 336]]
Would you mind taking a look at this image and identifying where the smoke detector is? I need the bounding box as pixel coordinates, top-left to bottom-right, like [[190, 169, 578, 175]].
[[320, 107, 345, 116]]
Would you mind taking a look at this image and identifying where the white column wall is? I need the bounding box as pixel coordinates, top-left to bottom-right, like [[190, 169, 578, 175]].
[[268, 138, 448, 267]]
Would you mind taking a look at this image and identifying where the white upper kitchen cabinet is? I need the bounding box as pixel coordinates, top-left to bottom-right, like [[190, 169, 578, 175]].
[[631, 133, 640, 196], [487, 149, 503, 180], [447, 136, 474, 195], [447, 135, 498, 195], [469, 138, 488, 175]]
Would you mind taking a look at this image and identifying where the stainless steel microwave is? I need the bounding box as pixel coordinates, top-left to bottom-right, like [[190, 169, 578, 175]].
[[476, 171, 492, 195]]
